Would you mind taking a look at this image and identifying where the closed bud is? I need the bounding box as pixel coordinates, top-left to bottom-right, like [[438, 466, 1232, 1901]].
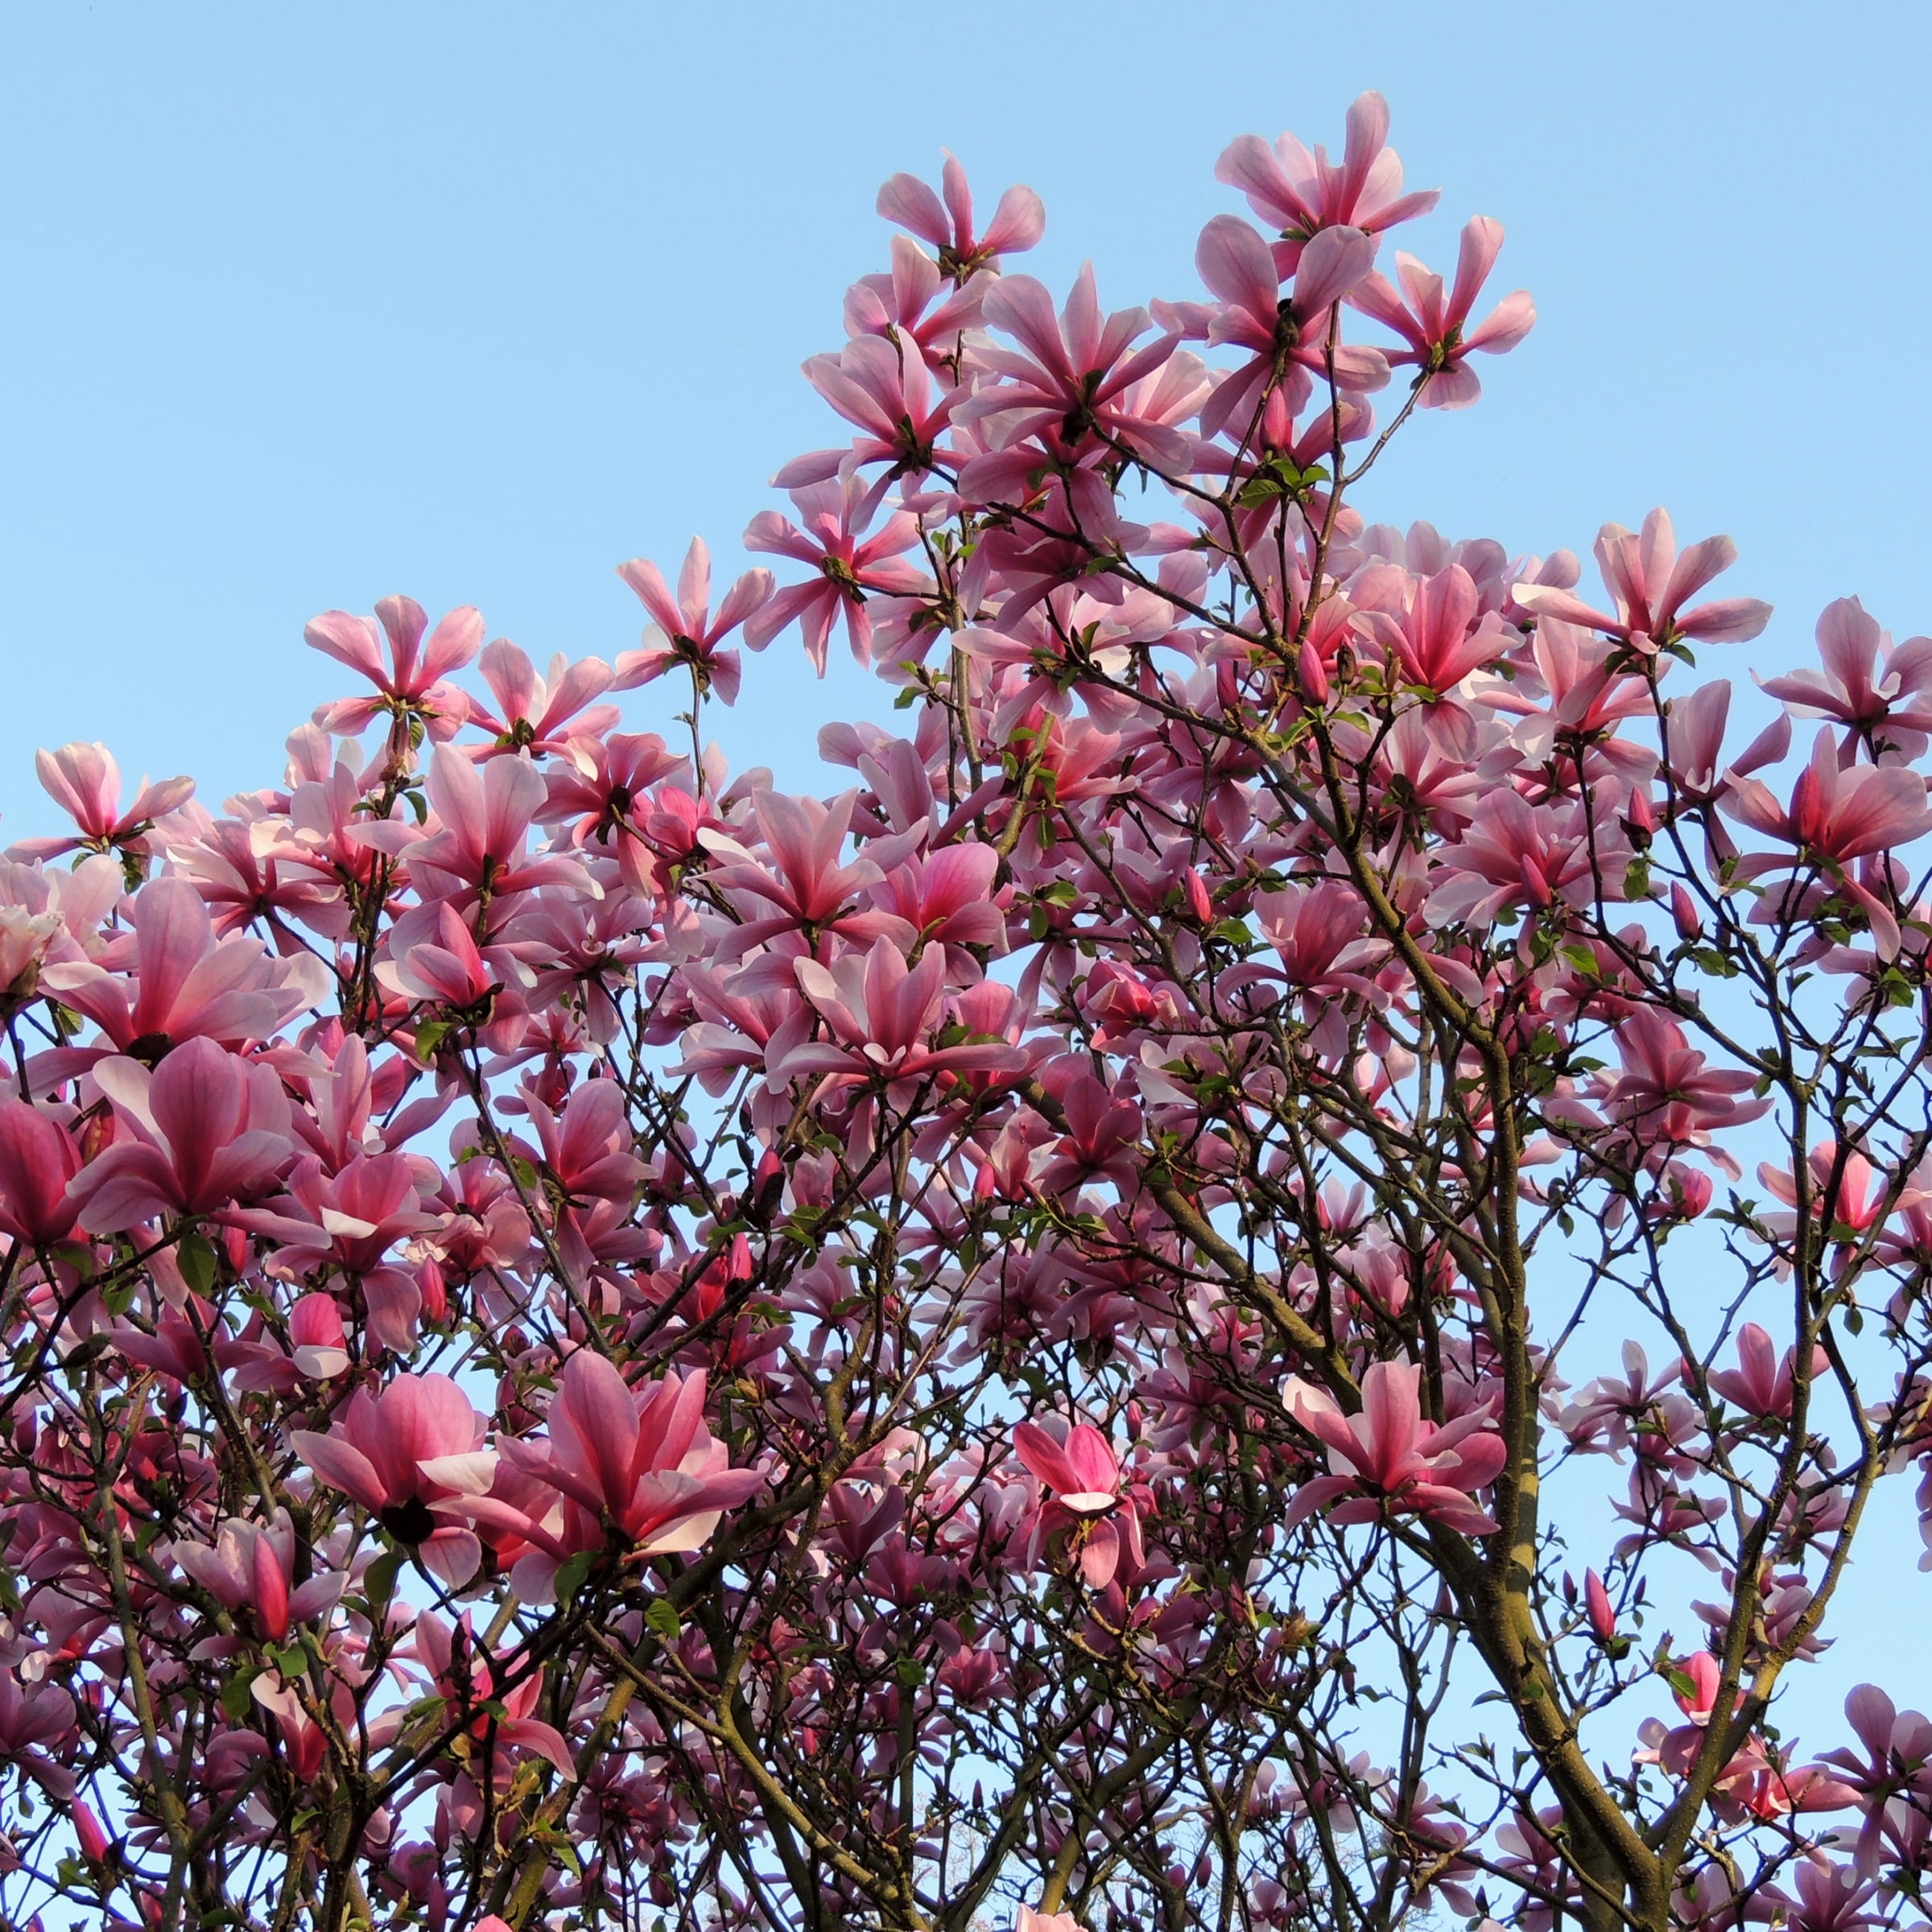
[[1671, 882, 1702, 941], [1585, 1567, 1616, 1643], [1297, 638, 1330, 705], [253, 1532, 291, 1644], [74, 1801, 111, 1865]]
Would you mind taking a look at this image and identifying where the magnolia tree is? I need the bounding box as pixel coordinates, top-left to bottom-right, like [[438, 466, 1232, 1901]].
[[4, 93, 1932, 1932]]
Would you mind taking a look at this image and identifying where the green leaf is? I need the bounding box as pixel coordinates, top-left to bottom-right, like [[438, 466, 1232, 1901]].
[[413, 1018, 450, 1060], [644, 1597, 682, 1641], [176, 1231, 219, 1298], [362, 1551, 403, 1609], [221, 1664, 262, 1721], [553, 1551, 594, 1604]]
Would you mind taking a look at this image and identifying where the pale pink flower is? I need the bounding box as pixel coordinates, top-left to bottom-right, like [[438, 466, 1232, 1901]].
[[306, 594, 481, 739], [1513, 509, 1771, 653], [10, 741, 194, 861], [613, 539, 773, 707], [1349, 217, 1534, 408], [876, 153, 1044, 281], [1216, 93, 1439, 259]]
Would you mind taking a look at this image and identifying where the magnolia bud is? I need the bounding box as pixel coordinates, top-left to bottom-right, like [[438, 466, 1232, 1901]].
[[1297, 638, 1330, 705], [1671, 882, 1702, 941], [74, 1801, 111, 1865], [252, 1533, 291, 1644], [1184, 869, 1213, 924], [1585, 1567, 1616, 1643]]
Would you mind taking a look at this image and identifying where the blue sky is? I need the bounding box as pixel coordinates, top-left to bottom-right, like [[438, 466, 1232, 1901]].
[[6, 2, 1929, 825], [5, 1, 1930, 1729]]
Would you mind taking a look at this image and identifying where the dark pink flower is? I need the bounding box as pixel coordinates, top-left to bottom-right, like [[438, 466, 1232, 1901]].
[[290, 1373, 491, 1587], [1283, 1360, 1505, 1534]]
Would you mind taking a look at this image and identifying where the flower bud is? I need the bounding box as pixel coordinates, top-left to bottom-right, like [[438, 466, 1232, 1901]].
[[1671, 882, 1702, 941], [252, 1532, 291, 1644], [1297, 639, 1330, 705], [1585, 1567, 1616, 1643]]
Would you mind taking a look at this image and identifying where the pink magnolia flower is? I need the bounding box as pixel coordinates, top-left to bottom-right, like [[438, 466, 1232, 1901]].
[[1349, 217, 1534, 408], [743, 476, 928, 673], [39, 874, 327, 1067], [357, 745, 584, 902], [1513, 509, 1772, 654], [376, 901, 511, 1013], [866, 841, 1007, 954], [9, 741, 194, 861], [1820, 1684, 1932, 1875], [1216, 92, 1439, 258], [1013, 1418, 1145, 1588], [1591, 1010, 1769, 1158], [961, 263, 1191, 473], [305, 595, 481, 740], [783, 937, 1024, 1093], [411, 1608, 576, 1781], [290, 1372, 491, 1587], [1758, 596, 1932, 762], [482, 1354, 765, 1602], [1282, 1360, 1505, 1534], [1190, 215, 1385, 442], [0, 1100, 85, 1248], [700, 789, 903, 952], [171, 1510, 343, 1641], [1724, 725, 1932, 952], [464, 639, 617, 759], [780, 335, 964, 486], [1426, 790, 1624, 927], [614, 540, 774, 707], [67, 1037, 295, 1232], [875, 153, 1045, 282], [0, 1667, 77, 1798], [1014, 1909, 1081, 1932], [844, 233, 991, 378], [1584, 1568, 1617, 1642], [1703, 1323, 1827, 1420], [287, 1292, 351, 1379], [236, 1152, 443, 1352]]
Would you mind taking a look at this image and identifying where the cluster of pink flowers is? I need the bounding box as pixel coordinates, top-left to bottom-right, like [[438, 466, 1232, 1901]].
[[2, 89, 1930, 1932]]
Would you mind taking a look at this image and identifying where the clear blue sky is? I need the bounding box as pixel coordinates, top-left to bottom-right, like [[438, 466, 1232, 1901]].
[[4, 0, 1930, 1730], [6, 2, 1929, 824]]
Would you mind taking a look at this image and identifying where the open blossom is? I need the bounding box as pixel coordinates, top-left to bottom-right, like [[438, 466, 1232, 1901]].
[[743, 475, 928, 673], [1013, 1418, 1145, 1588], [615, 539, 774, 706], [1591, 1010, 1770, 1158], [782, 937, 1026, 1093], [39, 873, 326, 1069], [1282, 1360, 1505, 1534], [960, 262, 1191, 473], [291, 1373, 493, 1586], [1216, 92, 1439, 258], [67, 1036, 295, 1231], [306, 595, 481, 740], [1349, 216, 1534, 408], [1760, 596, 1932, 762], [1189, 215, 1385, 440], [1513, 508, 1772, 652], [464, 638, 617, 758], [9, 740, 194, 861], [877, 153, 1044, 282], [479, 1353, 765, 1602]]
